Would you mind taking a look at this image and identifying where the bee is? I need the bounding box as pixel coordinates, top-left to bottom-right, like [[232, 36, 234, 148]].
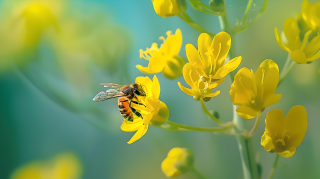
[[93, 83, 146, 122]]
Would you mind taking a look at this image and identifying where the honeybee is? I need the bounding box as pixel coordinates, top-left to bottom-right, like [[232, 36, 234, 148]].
[[93, 83, 146, 122]]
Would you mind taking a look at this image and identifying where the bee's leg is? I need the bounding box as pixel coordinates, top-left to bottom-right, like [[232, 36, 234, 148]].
[[131, 100, 146, 107], [129, 101, 143, 119]]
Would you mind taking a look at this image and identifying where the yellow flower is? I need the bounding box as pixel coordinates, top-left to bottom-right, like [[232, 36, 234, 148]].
[[161, 148, 194, 177], [178, 63, 224, 100], [121, 75, 170, 144], [21, 3, 59, 47], [275, 17, 320, 64], [10, 153, 82, 179], [261, 105, 307, 158], [137, 29, 185, 79], [301, 0, 320, 31], [152, 0, 187, 18], [230, 59, 281, 119], [186, 32, 242, 82]]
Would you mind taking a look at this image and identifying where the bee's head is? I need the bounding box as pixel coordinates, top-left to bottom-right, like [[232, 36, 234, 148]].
[[133, 83, 146, 96]]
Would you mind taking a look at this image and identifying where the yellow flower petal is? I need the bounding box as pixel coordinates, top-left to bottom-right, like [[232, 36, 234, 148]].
[[274, 27, 291, 53], [304, 34, 320, 56], [307, 49, 320, 62], [183, 63, 199, 88], [230, 68, 255, 105], [212, 56, 242, 79], [208, 78, 225, 89], [261, 131, 275, 151], [285, 105, 307, 148], [277, 147, 296, 158], [127, 124, 149, 144], [205, 90, 220, 98], [161, 157, 181, 177], [290, 49, 308, 64], [265, 109, 285, 137], [236, 106, 257, 119], [263, 94, 282, 107], [136, 51, 166, 74], [121, 119, 143, 132], [198, 33, 212, 67], [211, 31, 231, 67], [178, 82, 197, 96], [162, 29, 182, 57], [186, 44, 206, 77], [152, 75, 160, 99], [152, 0, 180, 18], [283, 17, 301, 49], [255, 59, 280, 101], [136, 76, 153, 97]]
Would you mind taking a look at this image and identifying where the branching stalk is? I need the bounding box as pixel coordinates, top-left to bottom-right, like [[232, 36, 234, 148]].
[[200, 98, 225, 126], [165, 120, 234, 132], [247, 112, 261, 138], [178, 12, 215, 37]]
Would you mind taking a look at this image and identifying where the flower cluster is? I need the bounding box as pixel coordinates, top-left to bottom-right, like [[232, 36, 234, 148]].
[[275, 0, 320, 64], [179, 31, 242, 100]]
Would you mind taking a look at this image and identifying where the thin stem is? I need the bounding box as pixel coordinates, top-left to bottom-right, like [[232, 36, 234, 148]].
[[198, 8, 220, 16], [178, 12, 215, 37], [200, 98, 225, 126], [234, 0, 268, 34], [241, 0, 253, 25], [268, 154, 280, 179], [278, 61, 296, 86], [191, 167, 207, 179], [233, 107, 259, 179], [166, 120, 234, 132], [281, 53, 291, 73], [247, 112, 261, 138]]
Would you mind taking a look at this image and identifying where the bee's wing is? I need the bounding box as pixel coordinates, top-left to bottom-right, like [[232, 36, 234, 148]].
[[100, 83, 123, 90], [93, 89, 125, 101]]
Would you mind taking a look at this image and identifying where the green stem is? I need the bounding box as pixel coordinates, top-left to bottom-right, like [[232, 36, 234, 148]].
[[281, 53, 291, 75], [219, 10, 236, 80], [178, 12, 215, 37], [165, 120, 234, 132], [191, 167, 207, 179], [268, 154, 279, 179], [233, 106, 259, 179], [198, 8, 220, 16], [234, 0, 268, 34], [241, 0, 253, 25], [200, 98, 225, 126], [278, 61, 296, 86], [247, 112, 261, 138]]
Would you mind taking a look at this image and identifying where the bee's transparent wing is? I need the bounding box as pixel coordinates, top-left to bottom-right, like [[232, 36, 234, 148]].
[[93, 89, 125, 101], [100, 83, 123, 90]]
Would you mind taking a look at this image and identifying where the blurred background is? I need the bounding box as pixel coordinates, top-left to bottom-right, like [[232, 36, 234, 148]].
[[0, 0, 319, 178]]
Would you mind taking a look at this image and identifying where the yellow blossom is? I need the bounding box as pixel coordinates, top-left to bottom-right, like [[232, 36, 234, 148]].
[[10, 153, 82, 179], [301, 0, 320, 31], [121, 75, 169, 144], [230, 59, 281, 119], [261, 105, 308, 158], [161, 148, 194, 177], [275, 17, 320, 64], [178, 62, 224, 100], [152, 0, 186, 18], [186, 32, 242, 82], [21, 3, 59, 47], [137, 29, 185, 79]]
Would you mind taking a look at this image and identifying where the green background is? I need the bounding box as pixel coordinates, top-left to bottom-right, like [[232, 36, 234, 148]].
[[1, 0, 319, 178]]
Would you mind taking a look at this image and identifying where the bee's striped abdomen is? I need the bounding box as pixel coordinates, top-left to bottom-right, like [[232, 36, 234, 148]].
[[118, 97, 133, 121]]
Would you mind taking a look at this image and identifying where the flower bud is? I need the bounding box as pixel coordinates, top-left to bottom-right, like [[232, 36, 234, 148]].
[[209, 0, 225, 13], [162, 56, 186, 79], [161, 148, 194, 177], [150, 101, 170, 126], [152, 0, 187, 18]]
